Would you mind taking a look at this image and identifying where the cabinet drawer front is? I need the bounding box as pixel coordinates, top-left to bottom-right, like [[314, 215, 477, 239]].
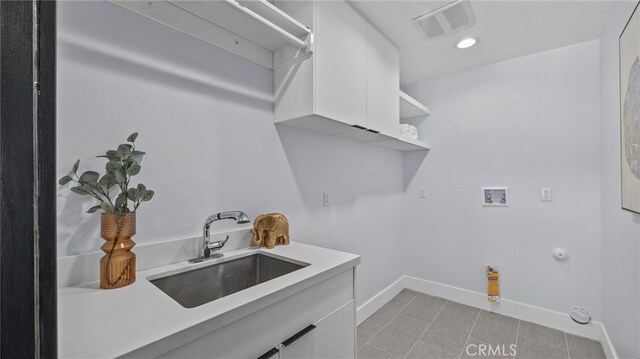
[[280, 300, 355, 359], [157, 269, 354, 358]]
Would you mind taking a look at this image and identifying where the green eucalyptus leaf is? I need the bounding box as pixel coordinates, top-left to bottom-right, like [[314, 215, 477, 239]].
[[115, 193, 127, 208], [127, 163, 141, 176], [86, 182, 101, 190], [99, 174, 117, 187], [127, 188, 139, 201], [114, 169, 126, 184], [122, 159, 134, 170], [70, 186, 88, 196], [72, 160, 80, 174], [127, 132, 138, 143], [98, 150, 120, 161], [142, 190, 154, 201], [86, 205, 101, 214], [117, 144, 132, 159], [137, 183, 146, 192], [79, 171, 100, 184], [131, 151, 145, 164], [106, 160, 121, 173], [107, 150, 120, 160], [78, 184, 95, 193], [100, 202, 114, 213], [58, 175, 73, 185]]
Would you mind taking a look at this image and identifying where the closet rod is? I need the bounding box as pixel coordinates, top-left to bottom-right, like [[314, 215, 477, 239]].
[[223, 0, 309, 50]]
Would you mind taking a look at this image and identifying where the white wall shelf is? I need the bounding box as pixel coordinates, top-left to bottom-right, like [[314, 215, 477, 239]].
[[374, 136, 431, 151], [400, 90, 430, 119], [276, 119, 430, 151], [109, 0, 312, 69]]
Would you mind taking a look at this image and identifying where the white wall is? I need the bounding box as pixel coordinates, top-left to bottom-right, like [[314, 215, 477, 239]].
[[56, 1, 406, 306], [58, 4, 640, 351], [599, 2, 640, 357], [403, 41, 603, 320]]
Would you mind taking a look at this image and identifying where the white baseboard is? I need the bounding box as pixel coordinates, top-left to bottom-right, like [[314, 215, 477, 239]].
[[356, 276, 404, 325], [356, 275, 618, 359]]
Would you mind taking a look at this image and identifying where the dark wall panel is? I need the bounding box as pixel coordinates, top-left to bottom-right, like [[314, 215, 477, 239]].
[[1, 1, 57, 357]]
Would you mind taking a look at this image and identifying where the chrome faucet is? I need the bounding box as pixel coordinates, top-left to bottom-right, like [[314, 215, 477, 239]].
[[189, 211, 250, 263]]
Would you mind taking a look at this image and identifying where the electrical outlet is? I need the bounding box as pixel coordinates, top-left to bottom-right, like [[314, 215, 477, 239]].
[[418, 186, 427, 198], [542, 187, 553, 202], [323, 191, 331, 206]]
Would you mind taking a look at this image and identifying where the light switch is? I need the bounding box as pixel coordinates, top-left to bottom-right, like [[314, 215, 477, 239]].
[[323, 191, 331, 206], [542, 187, 553, 202], [418, 186, 427, 198]]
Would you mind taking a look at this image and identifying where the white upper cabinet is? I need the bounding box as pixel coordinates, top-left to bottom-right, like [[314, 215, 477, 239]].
[[274, 0, 428, 151], [315, 1, 367, 128], [366, 23, 399, 137], [273, 0, 367, 131]]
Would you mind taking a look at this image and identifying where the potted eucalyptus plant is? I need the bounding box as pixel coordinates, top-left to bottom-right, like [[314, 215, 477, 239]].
[[59, 132, 154, 289]]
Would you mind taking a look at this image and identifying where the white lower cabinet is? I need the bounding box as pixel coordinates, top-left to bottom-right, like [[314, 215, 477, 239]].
[[157, 269, 355, 359], [277, 300, 355, 359]]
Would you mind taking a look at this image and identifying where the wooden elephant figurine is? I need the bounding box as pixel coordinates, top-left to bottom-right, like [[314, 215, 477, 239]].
[[251, 213, 290, 249]]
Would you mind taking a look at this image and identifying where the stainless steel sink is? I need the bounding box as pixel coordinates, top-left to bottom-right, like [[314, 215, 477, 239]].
[[150, 253, 308, 308]]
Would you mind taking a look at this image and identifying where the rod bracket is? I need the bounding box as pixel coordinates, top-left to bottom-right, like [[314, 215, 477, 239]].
[[302, 32, 314, 54]]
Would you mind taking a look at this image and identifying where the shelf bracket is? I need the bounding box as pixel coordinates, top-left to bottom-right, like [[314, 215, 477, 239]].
[[273, 33, 314, 70]]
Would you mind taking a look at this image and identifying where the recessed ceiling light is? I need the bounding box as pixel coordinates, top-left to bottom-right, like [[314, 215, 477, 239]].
[[457, 38, 477, 49]]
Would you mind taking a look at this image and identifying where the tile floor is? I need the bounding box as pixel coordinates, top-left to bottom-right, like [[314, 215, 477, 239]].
[[357, 290, 606, 359]]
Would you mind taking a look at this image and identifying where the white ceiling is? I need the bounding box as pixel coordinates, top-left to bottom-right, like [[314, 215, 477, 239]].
[[350, 0, 614, 85]]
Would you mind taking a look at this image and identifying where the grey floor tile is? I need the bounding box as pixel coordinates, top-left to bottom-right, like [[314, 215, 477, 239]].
[[515, 336, 568, 359], [517, 321, 566, 349], [461, 338, 515, 359], [396, 289, 419, 304], [368, 290, 418, 326], [358, 319, 385, 350], [369, 314, 429, 358], [400, 294, 447, 323], [358, 344, 395, 359], [469, 311, 519, 346], [566, 334, 606, 359], [440, 301, 480, 321], [405, 341, 458, 359], [420, 312, 475, 354]]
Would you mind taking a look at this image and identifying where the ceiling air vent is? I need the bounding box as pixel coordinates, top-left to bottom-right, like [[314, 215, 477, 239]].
[[412, 0, 476, 40]]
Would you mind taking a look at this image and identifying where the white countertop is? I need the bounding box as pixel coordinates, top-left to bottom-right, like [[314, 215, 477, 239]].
[[58, 242, 360, 358]]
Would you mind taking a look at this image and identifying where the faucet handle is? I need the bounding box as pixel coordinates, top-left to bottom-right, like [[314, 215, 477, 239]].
[[208, 235, 230, 251], [201, 235, 230, 260]]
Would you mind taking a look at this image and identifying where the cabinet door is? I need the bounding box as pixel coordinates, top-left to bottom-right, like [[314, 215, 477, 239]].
[[366, 23, 399, 137], [279, 300, 355, 359], [314, 1, 366, 128]]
